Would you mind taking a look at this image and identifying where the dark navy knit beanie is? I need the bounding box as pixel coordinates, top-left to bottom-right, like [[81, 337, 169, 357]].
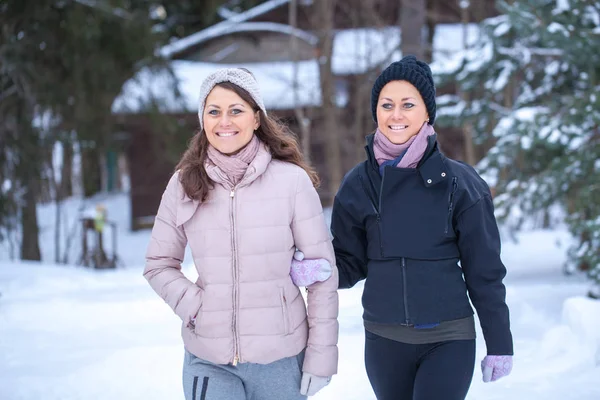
[[371, 55, 436, 124]]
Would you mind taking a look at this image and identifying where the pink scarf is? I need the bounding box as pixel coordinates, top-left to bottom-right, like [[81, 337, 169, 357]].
[[373, 123, 434, 168], [206, 135, 261, 186]]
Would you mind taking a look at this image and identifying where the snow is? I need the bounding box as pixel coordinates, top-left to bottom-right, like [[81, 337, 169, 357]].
[[331, 27, 400, 75], [2, 179, 11, 193], [491, 61, 514, 92], [544, 60, 560, 76], [554, 0, 571, 13], [547, 22, 569, 36], [583, 5, 600, 26], [493, 21, 511, 37], [1, 192, 600, 399], [520, 135, 532, 150], [436, 94, 465, 118], [514, 106, 546, 122], [562, 297, 600, 364], [31, 110, 60, 131]]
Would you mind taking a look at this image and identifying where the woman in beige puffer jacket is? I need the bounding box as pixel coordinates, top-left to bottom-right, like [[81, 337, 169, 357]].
[[143, 68, 339, 400]]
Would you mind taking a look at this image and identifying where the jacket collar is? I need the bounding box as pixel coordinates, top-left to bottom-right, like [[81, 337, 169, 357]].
[[365, 133, 448, 187], [176, 143, 272, 227]]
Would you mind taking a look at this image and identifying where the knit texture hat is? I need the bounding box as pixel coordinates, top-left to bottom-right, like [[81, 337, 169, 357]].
[[371, 55, 436, 124], [198, 68, 266, 129]]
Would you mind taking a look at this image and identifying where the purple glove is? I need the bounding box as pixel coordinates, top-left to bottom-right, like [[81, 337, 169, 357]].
[[481, 355, 513, 382], [290, 250, 332, 287]]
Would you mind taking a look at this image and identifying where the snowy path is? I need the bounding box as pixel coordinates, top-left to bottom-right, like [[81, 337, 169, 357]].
[[1, 250, 598, 399]]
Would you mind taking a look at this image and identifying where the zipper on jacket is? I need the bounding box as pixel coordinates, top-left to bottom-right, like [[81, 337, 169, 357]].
[[376, 214, 384, 257], [378, 171, 385, 217], [377, 171, 386, 257], [445, 177, 458, 234], [358, 169, 384, 257], [401, 258, 410, 325], [230, 188, 241, 366]]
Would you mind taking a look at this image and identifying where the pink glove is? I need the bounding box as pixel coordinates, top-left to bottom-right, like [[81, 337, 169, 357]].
[[481, 355, 513, 382], [290, 250, 332, 287]]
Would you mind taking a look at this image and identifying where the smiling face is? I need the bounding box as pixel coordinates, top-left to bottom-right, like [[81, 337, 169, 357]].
[[202, 85, 260, 155], [376, 80, 429, 144]]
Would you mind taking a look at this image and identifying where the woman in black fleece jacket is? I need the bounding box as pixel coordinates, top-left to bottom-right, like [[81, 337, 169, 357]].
[[330, 56, 513, 400]]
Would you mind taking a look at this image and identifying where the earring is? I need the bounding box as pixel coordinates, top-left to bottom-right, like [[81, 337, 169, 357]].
[[425, 118, 430, 122]]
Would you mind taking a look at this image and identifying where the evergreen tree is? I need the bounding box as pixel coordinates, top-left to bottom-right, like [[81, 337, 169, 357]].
[[437, 0, 600, 294], [0, 0, 167, 260]]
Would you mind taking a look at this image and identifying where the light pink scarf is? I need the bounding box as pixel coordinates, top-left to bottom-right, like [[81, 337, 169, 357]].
[[206, 135, 261, 186], [373, 123, 434, 168]]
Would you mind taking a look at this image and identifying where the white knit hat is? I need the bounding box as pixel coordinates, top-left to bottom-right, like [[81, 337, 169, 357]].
[[197, 68, 267, 130]]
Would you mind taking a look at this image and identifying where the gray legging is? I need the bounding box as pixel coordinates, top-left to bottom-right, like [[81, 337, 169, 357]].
[[182, 350, 307, 400], [364, 330, 476, 400]]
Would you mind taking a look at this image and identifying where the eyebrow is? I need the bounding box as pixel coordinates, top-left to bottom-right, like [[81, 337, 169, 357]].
[[380, 97, 417, 102], [206, 103, 246, 108]]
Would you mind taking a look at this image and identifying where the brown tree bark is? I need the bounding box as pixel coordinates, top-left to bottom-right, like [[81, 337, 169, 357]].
[[459, 0, 476, 165], [13, 102, 42, 262], [20, 184, 41, 261], [400, 0, 426, 59], [81, 144, 103, 198], [314, 0, 342, 205], [60, 140, 74, 198], [289, 0, 312, 161]]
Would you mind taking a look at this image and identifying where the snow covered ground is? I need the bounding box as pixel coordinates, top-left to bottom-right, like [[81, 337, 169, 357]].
[[1, 193, 599, 399]]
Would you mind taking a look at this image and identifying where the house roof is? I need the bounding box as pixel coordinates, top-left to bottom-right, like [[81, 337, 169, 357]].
[[111, 59, 320, 114]]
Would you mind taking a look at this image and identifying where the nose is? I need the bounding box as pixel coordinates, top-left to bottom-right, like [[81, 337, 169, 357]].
[[391, 106, 405, 120], [218, 113, 232, 127]]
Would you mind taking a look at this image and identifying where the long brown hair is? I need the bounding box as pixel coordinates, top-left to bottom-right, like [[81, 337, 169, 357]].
[[176, 81, 319, 201]]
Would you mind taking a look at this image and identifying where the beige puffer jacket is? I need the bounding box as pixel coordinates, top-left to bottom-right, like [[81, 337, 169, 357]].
[[143, 143, 339, 377]]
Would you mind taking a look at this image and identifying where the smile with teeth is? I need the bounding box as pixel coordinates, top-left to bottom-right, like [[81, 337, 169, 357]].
[[389, 125, 408, 131], [216, 131, 238, 137]]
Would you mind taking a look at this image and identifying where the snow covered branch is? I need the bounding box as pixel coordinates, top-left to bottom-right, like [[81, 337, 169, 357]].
[[73, 0, 132, 20], [498, 47, 564, 57]]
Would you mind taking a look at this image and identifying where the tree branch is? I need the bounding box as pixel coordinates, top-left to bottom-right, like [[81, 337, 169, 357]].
[[73, 0, 132, 19]]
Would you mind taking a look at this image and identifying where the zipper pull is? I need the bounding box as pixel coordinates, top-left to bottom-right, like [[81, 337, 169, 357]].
[[233, 354, 239, 366], [230, 190, 235, 198]]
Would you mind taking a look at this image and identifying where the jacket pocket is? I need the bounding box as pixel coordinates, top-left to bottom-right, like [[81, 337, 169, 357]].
[[280, 288, 291, 335], [192, 310, 202, 336]]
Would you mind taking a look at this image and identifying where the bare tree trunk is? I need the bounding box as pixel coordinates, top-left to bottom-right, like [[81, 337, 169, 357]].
[[61, 140, 73, 197], [54, 193, 62, 263], [47, 147, 62, 264], [14, 102, 42, 261], [315, 0, 342, 205], [20, 184, 41, 261], [82, 144, 103, 197], [424, 1, 437, 63], [400, 0, 426, 59], [350, 0, 368, 164], [289, 0, 312, 160], [459, 0, 476, 165]]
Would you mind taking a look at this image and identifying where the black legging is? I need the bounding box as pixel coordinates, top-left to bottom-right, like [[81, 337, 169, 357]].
[[364, 330, 476, 400]]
